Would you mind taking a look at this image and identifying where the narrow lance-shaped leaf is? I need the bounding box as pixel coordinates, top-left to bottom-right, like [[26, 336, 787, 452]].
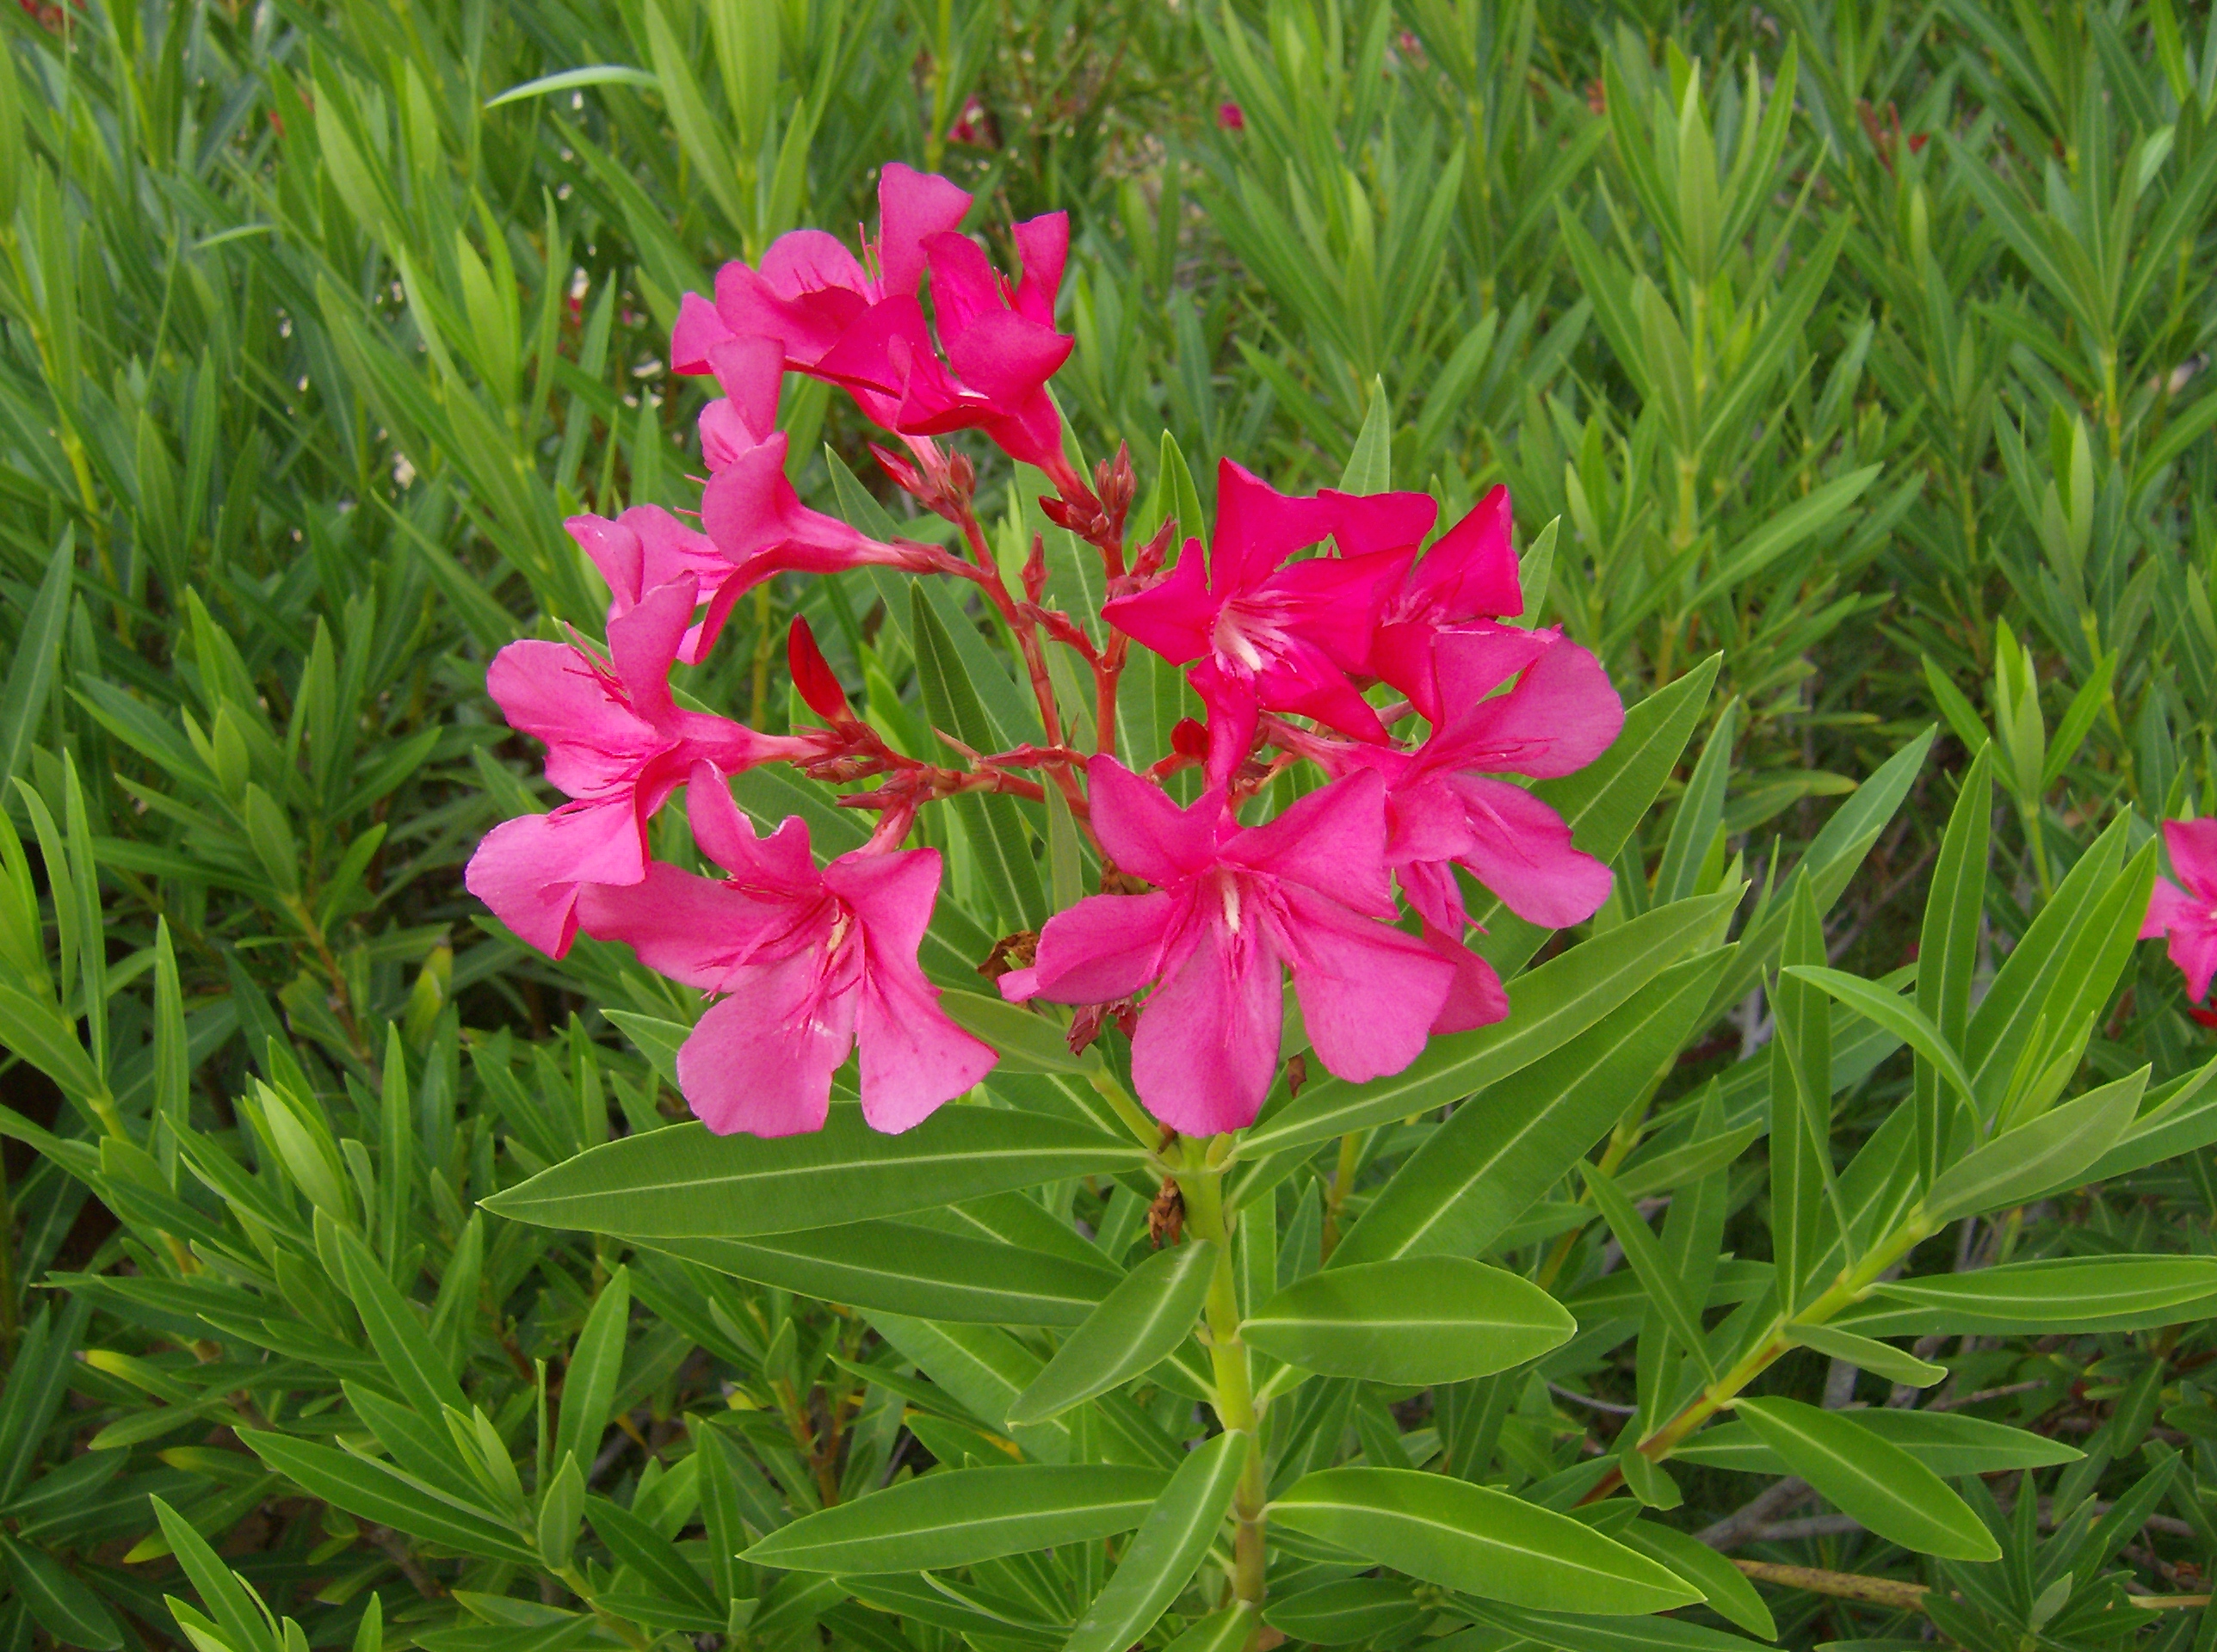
[[481, 1104, 1145, 1237], [1008, 1240, 1218, 1423], [1269, 1468, 1700, 1614], [1065, 1430, 1249, 1652], [743, 1465, 1167, 1573], [1581, 1165, 1714, 1380], [1922, 1067, 2146, 1222], [1731, 1397, 1998, 1560], [1916, 743, 1994, 1185], [553, 1267, 630, 1472], [1244, 1257, 1574, 1385]]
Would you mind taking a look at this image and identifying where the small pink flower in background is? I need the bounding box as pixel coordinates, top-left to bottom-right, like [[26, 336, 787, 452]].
[[1218, 102, 1245, 130], [464, 577, 800, 959], [669, 163, 1076, 482], [1103, 459, 1425, 767], [581, 767, 996, 1136], [2144, 818, 2217, 1005], [948, 95, 991, 147], [999, 758, 1454, 1135]]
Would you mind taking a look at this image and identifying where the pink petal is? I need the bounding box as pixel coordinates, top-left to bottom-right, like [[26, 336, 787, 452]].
[[1251, 643, 1387, 743], [1085, 756, 1226, 885], [1011, 213, 1068, 328], [706, 333, 786, 438], [576, 861, 793, 989], [1277, 887, 1454, 1082], [855, 960, 997, 1132], [1261, 546, 1411, 672], [1395, 856, 1467, 935], [822, 847, 945, 962], [1212, 459, 1338, 591], [670, 289, 734, 374], [1228, 769, 1397, 920], [2171, 917, 2217, 1005], [1408, 485, 1519, 620], [466, 803, 644, 958], [2165, 819, 2217, 903], [981, 388, 1069, 472], [1130, 917, 1284, 1135], [717, 236, 868, 365], [1430, 630, 1624, 780], [1189, 663, 1262, 790], [1102, 544, 1216, 666], [1319, 488, 1437, 558], [1389, 621, 1549, 724], [920, 231, 1001, 340], [569, 514, 645, 611], [676, 952, 855, 1136], [606, 575, 699, 720], [485, 641, 652, 798], [1421, 922, 1509, 1033], [814, 297, 945, 400], [701, 441, 794, 560], [876, 164, 973, 297], [1016, 891, 1177, 1003], [1446, 774, 1613, 928], [688, 769, 818, 892], [2146, 875, 2193, 940], [942, 311, 1074, 407]]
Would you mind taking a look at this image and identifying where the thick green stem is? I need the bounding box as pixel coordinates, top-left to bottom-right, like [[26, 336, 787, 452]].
[[1177, 1146, 1268, 1623]]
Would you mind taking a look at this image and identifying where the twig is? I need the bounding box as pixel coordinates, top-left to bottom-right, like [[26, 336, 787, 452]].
[[1699, 1476, 1815, 1549], [1729, 1558, 2208, 1615], [1548, 1382, 1638, 1415]]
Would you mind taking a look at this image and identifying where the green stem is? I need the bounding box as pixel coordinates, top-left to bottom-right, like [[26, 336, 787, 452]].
[[1176, 1144, 1268, 1625], [1583, 1210, 1941, 1502], [1318, 1128, 1368, 1262], [1089, 1067, 1160, 1150]]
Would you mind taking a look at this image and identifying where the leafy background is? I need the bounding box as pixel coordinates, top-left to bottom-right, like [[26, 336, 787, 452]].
[[3, 0, 2217, 1648]]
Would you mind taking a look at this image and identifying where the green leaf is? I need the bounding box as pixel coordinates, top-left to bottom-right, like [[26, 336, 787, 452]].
[[484, 65, 660, 109], [585, 1495, 719, 1615], [1915, 743, 1994, 1184], [1338, 378, 1393, 491], [553, 1268, 629, 1472], [1610, 1519, 1775, 1640], [1008, 1241, 1218, 1423], [1730, 1398, 1998, 1560], [0, 1534, 123, 1650], [482, 1104, 1144, 1236], [1922, 1067, 2146, 1221], [1786, 1322, 1947, 1388], [238, 1432, 536, 1563], [0, 531, 72, 795], [939, 989, 1100, 1076], [1337, 947, 1731, 1265], [1244, 1258, 1573, 1384], [1065, 1429, 1248, 1652], [742, 1465, 1166, 1573], [537, 1455, 584, 1572], [1468, 1601, 1763, 1652], [1581, 1163, 1714, 1379], [1652, 699, 1737, 905], [1245, 891, 1736, 1159], [151, 1496, 274, 1652], [1268, 1468, 1699, 1613], [1263, 1578, 1424, 1644], [640, 1222, 1118, 1327], [327, 1220, 466, 1424], [1782, 967, 1975, 1106], [1673, 1409, 2079, 1477], [1862, 1257, 2217, 1331]]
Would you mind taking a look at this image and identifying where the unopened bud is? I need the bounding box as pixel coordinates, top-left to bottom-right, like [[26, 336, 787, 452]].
[[787, 616, 852, 723]]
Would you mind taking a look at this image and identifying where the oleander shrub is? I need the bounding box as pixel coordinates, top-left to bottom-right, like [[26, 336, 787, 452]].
[[3, 3, 2217, 1651]]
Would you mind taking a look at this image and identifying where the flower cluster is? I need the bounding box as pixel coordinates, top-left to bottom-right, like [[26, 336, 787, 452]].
[[2144, 818, 2217, 1024], [468, 164, 1625, 1139]]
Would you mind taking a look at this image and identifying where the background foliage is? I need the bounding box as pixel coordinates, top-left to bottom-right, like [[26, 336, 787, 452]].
[[3, 0, 2217, 1648]]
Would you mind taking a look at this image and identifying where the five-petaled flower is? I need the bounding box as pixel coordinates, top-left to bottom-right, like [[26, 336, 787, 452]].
[[580, 767, 997, 1137], [464, 576, 800, 959], [997, 758, 1457, 1136], [2145, 818, 2217, 1007]]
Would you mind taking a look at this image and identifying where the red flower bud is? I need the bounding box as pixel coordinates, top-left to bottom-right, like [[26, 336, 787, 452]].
[[787, 616, 852, 723]]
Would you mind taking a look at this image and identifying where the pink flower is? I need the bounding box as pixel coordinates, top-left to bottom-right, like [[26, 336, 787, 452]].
[[1300, 624, 1621, 959], [574, 339, 936, 665], [998, 758, 1454, 1135], [670, 164, 1074, 477], [579, 768, 996, 1136], [2144, 819, 2217, 1003], [465, 577, 799, 959], [1218, 102, 1245, 130], [1367, 484, 1522, 720], [1102, 459, 1428, 767]]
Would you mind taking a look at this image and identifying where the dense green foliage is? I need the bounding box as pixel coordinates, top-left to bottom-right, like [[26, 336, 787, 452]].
[[4, 1, 2217, 1649]]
